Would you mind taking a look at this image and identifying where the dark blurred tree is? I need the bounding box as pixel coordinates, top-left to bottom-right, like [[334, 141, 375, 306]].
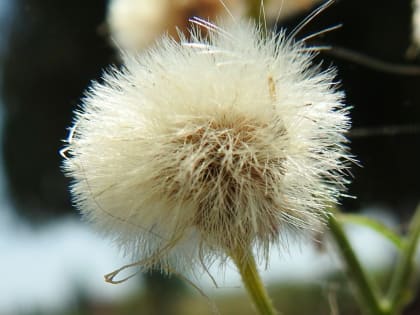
[[1, 0, 114, 220]]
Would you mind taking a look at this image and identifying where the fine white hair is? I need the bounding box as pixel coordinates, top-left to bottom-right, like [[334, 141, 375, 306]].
[[63, 18, 351, 275]]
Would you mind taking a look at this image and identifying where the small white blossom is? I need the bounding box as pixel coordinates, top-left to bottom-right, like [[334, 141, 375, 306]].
[[63, 19, 351, 275], [107, 0, 244, 52]]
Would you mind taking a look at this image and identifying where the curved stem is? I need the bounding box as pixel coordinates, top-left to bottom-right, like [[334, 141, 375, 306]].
[[327, 213, 386, 315], [337, 213, 404, 251], [230, 247, 277, 315], [386, 204, 420, 315], [323, 46, 420, 76]]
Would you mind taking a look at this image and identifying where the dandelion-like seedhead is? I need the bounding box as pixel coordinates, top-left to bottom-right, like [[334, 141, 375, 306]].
[[63, 19, 351, 274]]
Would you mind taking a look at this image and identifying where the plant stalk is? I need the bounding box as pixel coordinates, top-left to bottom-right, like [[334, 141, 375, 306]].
[[327, 213, 386, 315], [230, 247, 277, 315], [386, 203, 420, 315]]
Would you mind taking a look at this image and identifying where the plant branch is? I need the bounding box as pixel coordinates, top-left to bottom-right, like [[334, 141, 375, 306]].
[[327, 212, 386, 315], [230, 247, 278, 315], [385, 203, 420, 315]]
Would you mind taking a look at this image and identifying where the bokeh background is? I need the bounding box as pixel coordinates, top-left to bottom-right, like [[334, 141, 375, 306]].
[[1, 0, 419, 314]]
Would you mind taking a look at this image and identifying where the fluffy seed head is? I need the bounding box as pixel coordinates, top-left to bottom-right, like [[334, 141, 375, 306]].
[[63, 19, 351, 274]]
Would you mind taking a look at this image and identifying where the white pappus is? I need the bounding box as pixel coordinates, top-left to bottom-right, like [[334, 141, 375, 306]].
[[62, 15, 352, 278]]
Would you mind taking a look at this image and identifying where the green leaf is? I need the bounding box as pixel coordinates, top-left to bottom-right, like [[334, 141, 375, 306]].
[[337, 214, 404, 251], [385, 203, 420, 315]]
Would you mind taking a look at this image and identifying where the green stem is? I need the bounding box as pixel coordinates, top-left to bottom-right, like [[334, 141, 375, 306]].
[[338, 213, 404, 251], [327, 213, 386, 315], [230, 247, 277, 315], [386, 204, 420, 315]]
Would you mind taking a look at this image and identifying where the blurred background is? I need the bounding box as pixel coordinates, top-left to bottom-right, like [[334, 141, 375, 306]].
[[0, 0, 419, 314]]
